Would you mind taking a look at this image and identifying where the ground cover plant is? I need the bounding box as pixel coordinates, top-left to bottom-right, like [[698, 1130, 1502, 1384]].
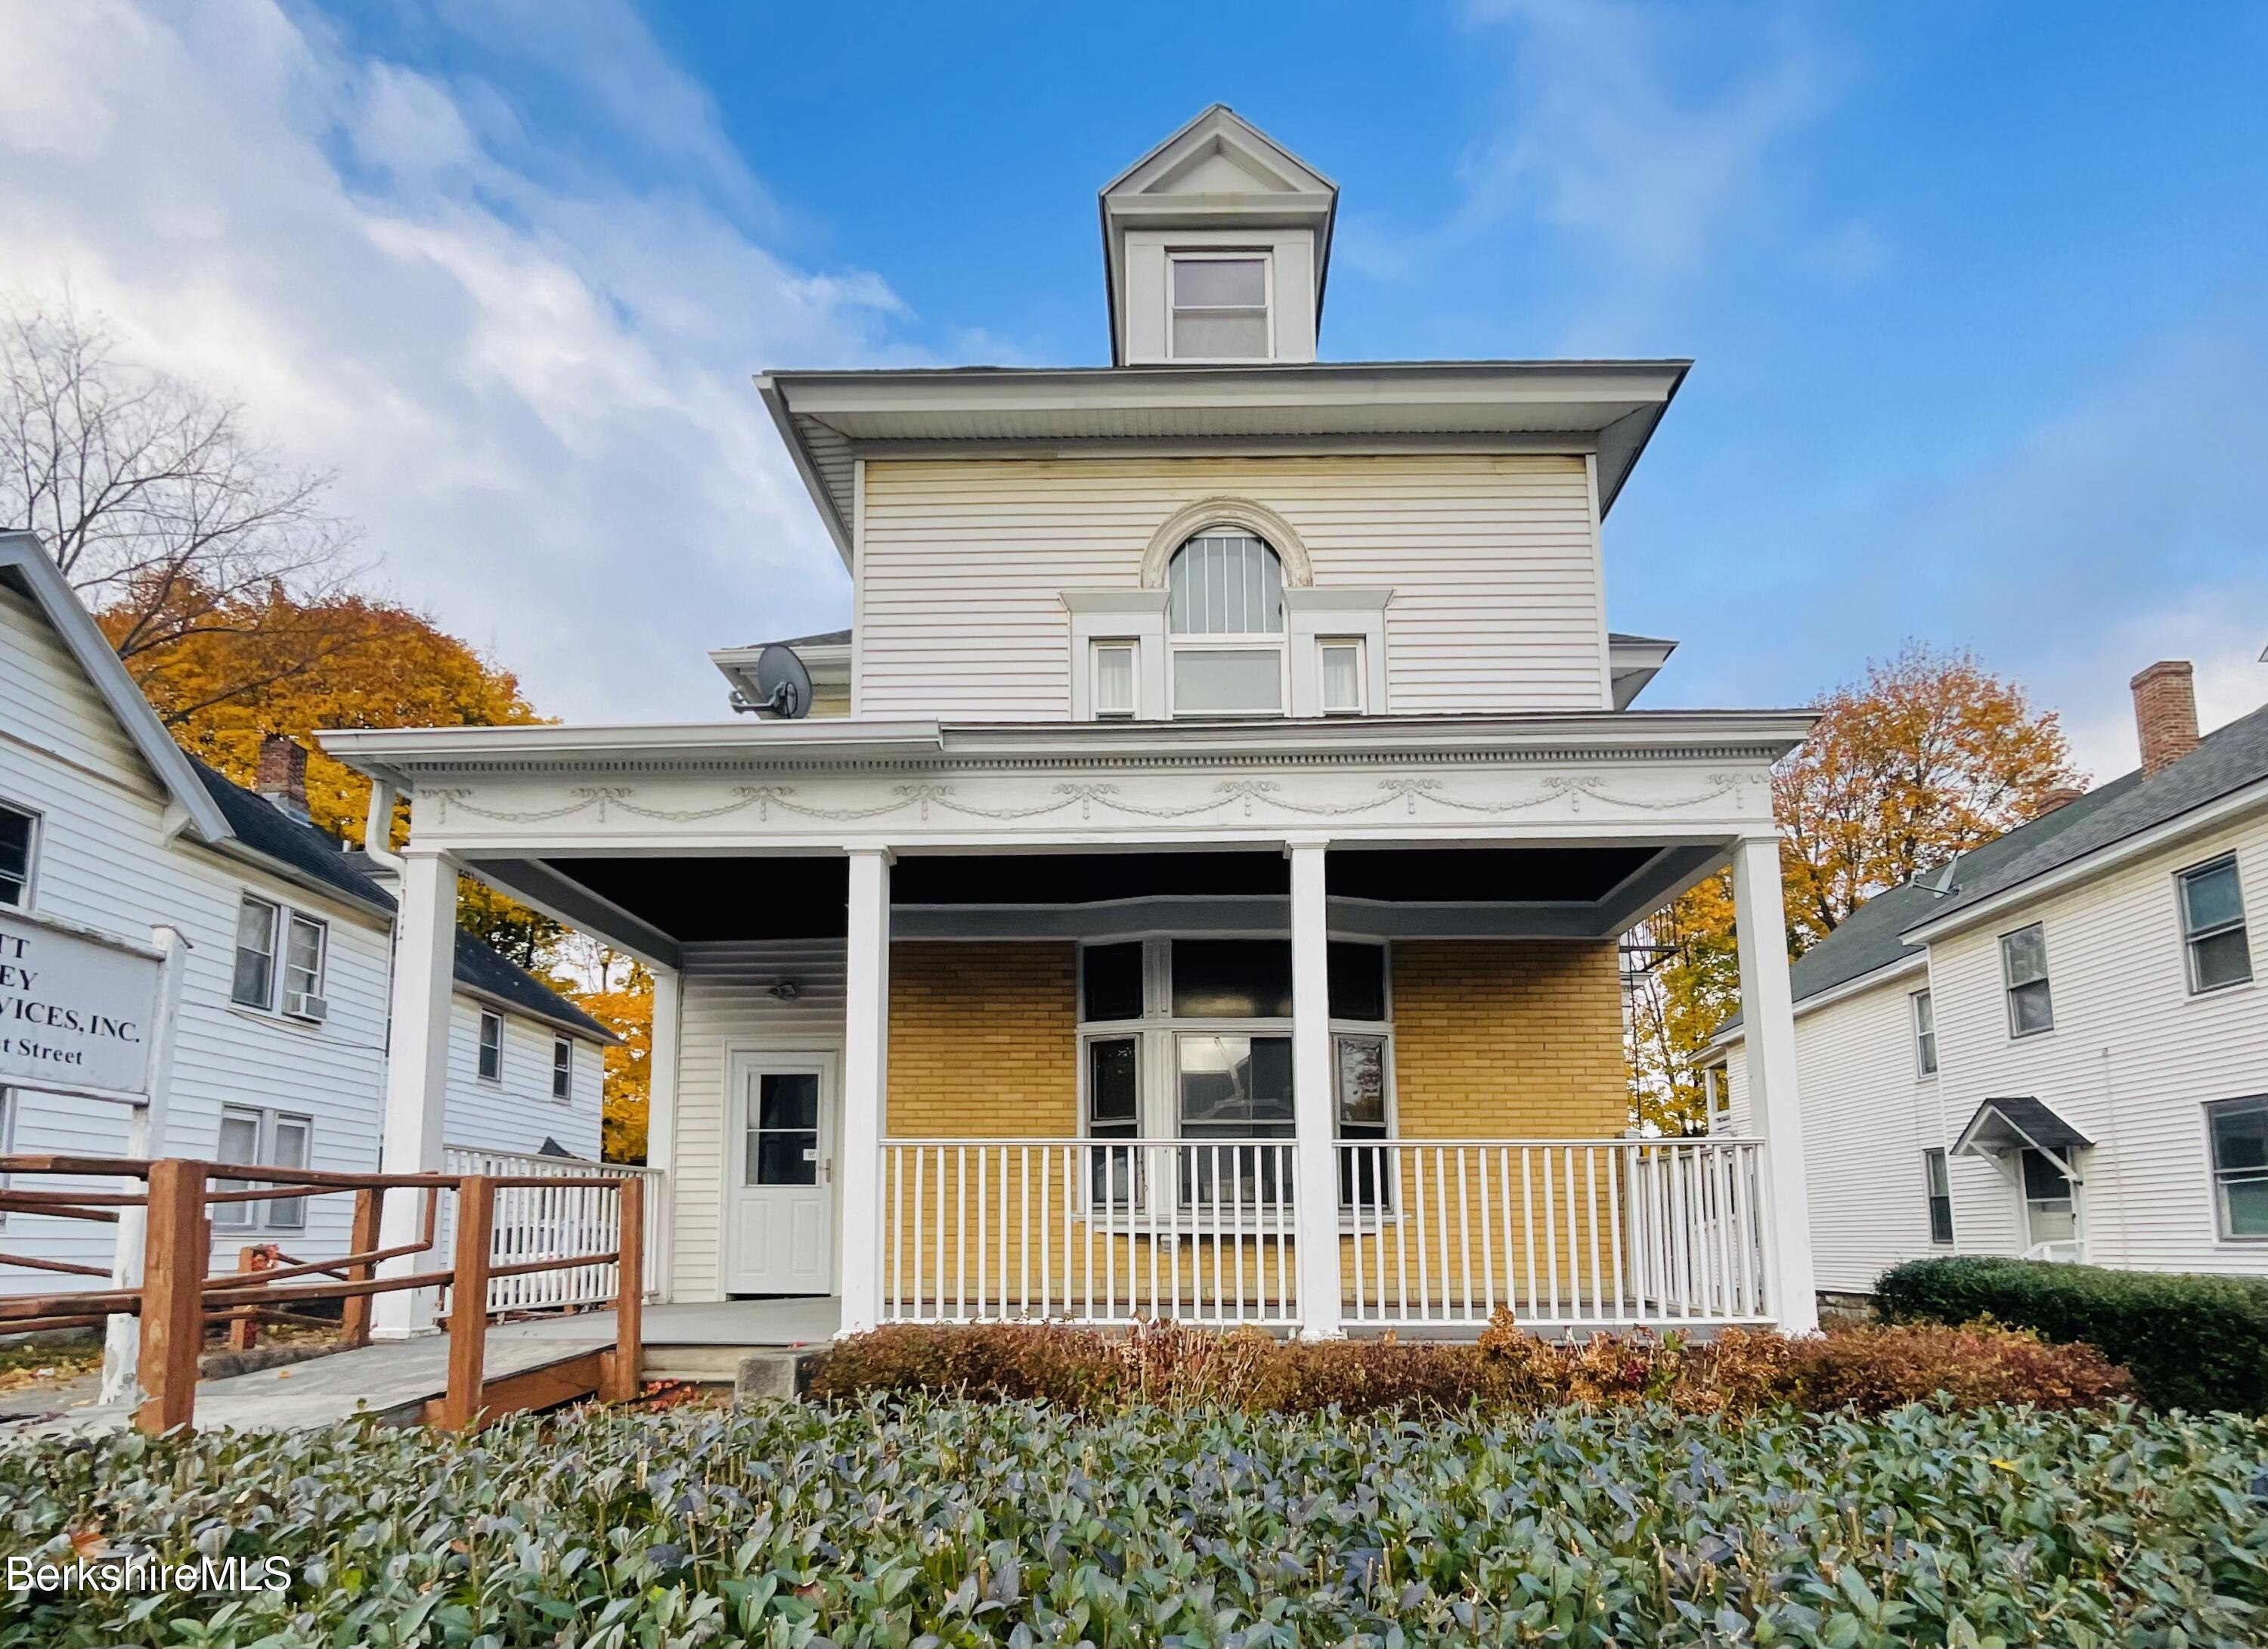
[[808, 1313, 2136, 1417], [1878, 1256, 2268, 1415], [2, 1396, 2265, 1647]]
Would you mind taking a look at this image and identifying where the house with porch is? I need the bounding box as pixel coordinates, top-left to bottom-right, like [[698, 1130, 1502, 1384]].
[[324, 106, 1823, 1342]]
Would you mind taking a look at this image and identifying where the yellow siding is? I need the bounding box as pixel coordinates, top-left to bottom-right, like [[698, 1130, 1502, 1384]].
[[1390, 940, 1628, 1138], [887, 941, 1079, 1138]]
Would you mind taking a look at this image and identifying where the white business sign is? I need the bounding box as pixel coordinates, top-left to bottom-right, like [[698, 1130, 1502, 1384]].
[[0, 913, 163, 1099]]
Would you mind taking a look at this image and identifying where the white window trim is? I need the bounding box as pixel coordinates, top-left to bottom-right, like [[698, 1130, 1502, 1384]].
[[2204, 1094, 2268, 1243], [1922, 1147, 1954, 1245], [552, 1035, 574, 1102], [280, 911, 328, 1020], [2177, 854, 2252, 996], [476, 1010, 504, 1083], [1165, 248, 1274, 364], [1999, 922, 2055, 1039], [1064, 590, 1169, 721], [0, 796, 42, 910], [1284, 587, 1390, 718], [1910, 987, 1938, 1078], [231, 894, 282, 1012], [213, 1103, 315, 1233]]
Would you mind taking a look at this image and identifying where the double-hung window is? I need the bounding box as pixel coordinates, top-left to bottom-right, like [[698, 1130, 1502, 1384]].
[[476, 1012, 503, 1082], [1092, 641, 1138, 719], [552, 1037, 573, 1101], [1318, 638, 1366, 716], [2208, 1096, 2268, 1239], [2178, 855, 2251, 993], [1168, 253, 1270, 361], [214, 1104, 312, 1232], [2000, 924, 2054, 1037], [1911, 989, 1938, 1076], [232, 896, 280, 1009], [1923, 1148, 1954, 1244], [280, 913, 327, 1019], [1167, 532, 1285, 716], [0, 801, 38, 907]]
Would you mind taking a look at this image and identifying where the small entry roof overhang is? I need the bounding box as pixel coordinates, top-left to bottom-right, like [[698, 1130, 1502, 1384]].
[[1952, 1096, 2094, 1159]]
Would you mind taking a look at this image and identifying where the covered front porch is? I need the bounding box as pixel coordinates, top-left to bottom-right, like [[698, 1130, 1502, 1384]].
[[324, 711, 1818, 1339]]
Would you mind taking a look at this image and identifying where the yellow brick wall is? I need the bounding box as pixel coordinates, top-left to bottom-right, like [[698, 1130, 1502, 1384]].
[[887, 941, 1079, 1137], [1389, 940, 1628, 1138]]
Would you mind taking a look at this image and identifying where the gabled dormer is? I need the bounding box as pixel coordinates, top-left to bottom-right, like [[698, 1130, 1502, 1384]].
[[1099, 105, 1337, 367]]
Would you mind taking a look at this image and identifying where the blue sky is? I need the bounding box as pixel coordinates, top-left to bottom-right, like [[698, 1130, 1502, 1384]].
[[4, 2, 2265, 776]]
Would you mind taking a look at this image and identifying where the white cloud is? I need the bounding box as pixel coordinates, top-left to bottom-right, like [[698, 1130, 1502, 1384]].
[[0, 0, 903, 721]]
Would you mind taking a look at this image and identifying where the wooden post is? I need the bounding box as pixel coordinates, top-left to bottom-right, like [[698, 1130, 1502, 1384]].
[[436, 1177, 493, 1430], [338, 1187, 383, 1349], [135, 1159, 207, 1435], [227, 1246, 263, 1353], [603, 1176, 645, 1403]]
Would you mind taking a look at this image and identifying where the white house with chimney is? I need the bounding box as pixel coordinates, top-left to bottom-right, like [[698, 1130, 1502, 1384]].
[[1715, 661, 2268, 1303], [321, 107, 1826, 1343], [0, 532, 611, 1298]]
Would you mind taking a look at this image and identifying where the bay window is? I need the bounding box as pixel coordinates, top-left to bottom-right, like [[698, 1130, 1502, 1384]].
[[1076, 936, 1393, 1214]]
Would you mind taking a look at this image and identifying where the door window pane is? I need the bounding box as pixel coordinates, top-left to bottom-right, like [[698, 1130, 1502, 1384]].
[[1081, 942, 1145, 1022], [1172, 940, 1293, 1019], [748, 1071, 819, 1186], [2022, 1149, 2076, 1244], [2209, 1098, 2268, 1238]]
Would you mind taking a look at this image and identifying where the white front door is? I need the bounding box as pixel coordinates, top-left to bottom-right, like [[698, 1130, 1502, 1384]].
[[727, 1053, 838, 1295]]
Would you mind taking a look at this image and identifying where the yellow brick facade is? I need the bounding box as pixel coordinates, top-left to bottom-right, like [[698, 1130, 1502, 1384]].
[[886, 941, 1079, 1138], [1387, 940, 1628, 1139]]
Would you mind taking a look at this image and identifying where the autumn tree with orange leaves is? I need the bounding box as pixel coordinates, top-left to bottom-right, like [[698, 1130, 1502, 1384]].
[[1627, 645, 2081, 1134]]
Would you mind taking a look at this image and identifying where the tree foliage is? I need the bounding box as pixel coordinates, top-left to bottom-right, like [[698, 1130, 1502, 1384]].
[[1, 296, 361, 702], [1627, 645, 2081, 1133]]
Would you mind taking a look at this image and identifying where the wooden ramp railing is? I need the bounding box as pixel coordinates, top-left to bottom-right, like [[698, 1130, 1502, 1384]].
[[0, 1155, 643, 1434]]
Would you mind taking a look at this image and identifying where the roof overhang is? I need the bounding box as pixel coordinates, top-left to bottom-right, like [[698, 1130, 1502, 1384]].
[[759, 359, 1690, 566], [1711, 948, 1929, 1046], [1608, 633, 1678, 710], [1953, 1096, 2093, 1158], [0, 533, 234, 845], [321, 706, 1814, 789], [708, 640, 850, 707]]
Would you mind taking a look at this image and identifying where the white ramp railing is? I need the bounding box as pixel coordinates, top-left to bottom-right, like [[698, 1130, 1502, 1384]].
[[881, 1140, 1300, 1327], [439, 1146, 665, 1313], [1340, 1139, 1771, 1329]]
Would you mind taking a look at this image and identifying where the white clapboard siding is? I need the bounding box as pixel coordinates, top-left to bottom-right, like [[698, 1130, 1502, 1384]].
[[1926, 811, 2268, 1277], [1722, 974, 1958, 1292], [442, 997, 606, 1161], [857, 455, 1606, 719], [671, 941, 847, 1300], [1, 587, 392, 1292]]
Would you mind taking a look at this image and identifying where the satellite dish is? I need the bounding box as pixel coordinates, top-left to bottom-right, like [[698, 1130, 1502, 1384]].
[[733, 643, 812, 719]]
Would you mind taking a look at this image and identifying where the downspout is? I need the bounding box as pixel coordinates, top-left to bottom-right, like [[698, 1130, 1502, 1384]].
[[362, 779, 407, 873]]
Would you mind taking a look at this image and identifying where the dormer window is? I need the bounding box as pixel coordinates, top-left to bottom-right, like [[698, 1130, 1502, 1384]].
[[1169, 253, 1271, 361], [1169, 532, 1284, 715]]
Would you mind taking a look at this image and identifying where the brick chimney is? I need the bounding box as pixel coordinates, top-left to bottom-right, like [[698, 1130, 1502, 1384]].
[[255, 734, 311, 824], [2130, 660, 2200, 778], [2031, 786, 2086, 819]]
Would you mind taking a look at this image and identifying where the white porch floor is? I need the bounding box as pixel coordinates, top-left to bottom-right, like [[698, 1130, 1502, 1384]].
[[515, 1295, 844, 1350]]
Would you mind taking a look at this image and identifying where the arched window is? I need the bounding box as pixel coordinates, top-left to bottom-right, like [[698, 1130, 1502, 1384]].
[[1166, 532, 1285, 714]]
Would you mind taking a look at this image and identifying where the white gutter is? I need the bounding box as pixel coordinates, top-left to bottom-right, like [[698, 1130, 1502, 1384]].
[[1710, 950, 1929, 1046]]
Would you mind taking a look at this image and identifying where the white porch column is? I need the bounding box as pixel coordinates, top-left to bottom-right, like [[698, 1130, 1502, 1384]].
[[1287, 838, 1343, 1338], [1731, 835, 1820, 1334], [643, 964, 681, 1303], [373, 849, 459, 1337], [837, 848, 891, 1335]]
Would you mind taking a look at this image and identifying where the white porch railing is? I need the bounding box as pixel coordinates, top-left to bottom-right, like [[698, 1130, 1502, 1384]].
[[881, 1141, 1301, 1326], [878, 1137, 1771, 1331], [1340, 1139, 1771, 1329], [438, 1146, 666, 1313]]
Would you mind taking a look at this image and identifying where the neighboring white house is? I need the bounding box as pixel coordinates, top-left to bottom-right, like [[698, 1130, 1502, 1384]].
[[0, 532, 610, 1297], [1715, 662, 2267, 1301], [324, 107, 1826, 1341]]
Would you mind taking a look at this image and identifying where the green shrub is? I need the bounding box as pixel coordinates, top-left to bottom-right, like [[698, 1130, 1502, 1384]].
[[3, 1399, 2263, 1646], [1876, 1256, 2268, 1413], [809, 1313, 2133, 1418]]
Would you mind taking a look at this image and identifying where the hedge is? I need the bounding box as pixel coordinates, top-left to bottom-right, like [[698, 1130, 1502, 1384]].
[[809, 1313, 2136, 1416], [3, 1399, 2263, 1647], [1876, 1256, 2268, 1414]]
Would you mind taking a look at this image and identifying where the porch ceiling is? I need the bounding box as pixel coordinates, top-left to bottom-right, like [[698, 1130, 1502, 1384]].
[[493, 843, 1709, 950]]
